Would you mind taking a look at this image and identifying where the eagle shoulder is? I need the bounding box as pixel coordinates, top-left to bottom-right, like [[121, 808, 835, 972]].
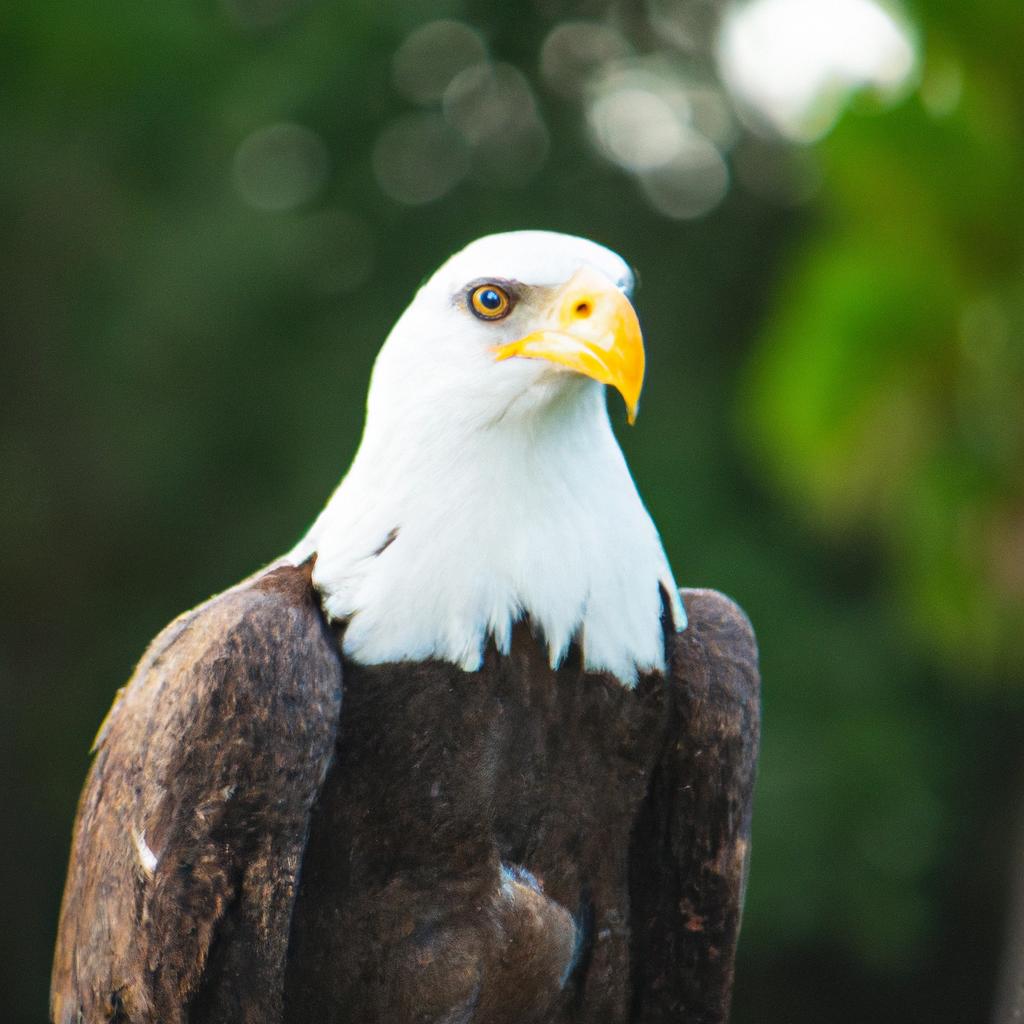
[[675, 587, 759, 700], [51, 560, 344, 1024], [628, 588, 760, 1023]]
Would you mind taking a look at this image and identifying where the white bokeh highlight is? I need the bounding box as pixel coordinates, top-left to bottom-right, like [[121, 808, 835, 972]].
[[717, 0, 917, 142]]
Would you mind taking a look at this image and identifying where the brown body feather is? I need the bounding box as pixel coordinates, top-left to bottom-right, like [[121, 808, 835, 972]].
[[50, 563, 344, 1024], [51, 564, 759, 1024]]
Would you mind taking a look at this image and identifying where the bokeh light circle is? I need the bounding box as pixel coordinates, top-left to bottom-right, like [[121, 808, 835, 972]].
[[233, 122, 330, 212], [392, 20, 488, 105], [372, 112, 469, 205]]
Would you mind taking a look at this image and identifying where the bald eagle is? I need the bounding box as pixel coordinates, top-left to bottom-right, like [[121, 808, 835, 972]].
[[51, 232, 760, 1024]]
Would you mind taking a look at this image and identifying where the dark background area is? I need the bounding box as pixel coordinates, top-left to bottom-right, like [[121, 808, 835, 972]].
[[2, 1, 1022, 1021]]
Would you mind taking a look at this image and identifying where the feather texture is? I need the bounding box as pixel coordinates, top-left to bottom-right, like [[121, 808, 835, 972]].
[[50, 562, 344, 1024]]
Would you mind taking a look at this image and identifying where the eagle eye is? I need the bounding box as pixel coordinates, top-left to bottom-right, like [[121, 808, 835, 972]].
[[469, 283, 512, 321]]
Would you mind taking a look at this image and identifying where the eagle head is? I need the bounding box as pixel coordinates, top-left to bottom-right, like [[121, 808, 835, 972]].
[[293, 231, 684, 686], [365, 231, 643, 434]]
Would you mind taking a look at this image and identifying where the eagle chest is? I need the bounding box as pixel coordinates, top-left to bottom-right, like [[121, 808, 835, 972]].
[[283, 625, 671, 1023]]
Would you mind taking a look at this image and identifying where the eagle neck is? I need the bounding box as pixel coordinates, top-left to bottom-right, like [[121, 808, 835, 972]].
[[291, 386, 682, 686]]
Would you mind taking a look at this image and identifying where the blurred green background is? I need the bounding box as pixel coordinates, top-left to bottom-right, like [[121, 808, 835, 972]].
[[3, 1, 1023, 1021]]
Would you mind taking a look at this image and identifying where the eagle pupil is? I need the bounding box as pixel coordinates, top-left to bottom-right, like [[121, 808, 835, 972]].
[[480, 289, 501, 309]]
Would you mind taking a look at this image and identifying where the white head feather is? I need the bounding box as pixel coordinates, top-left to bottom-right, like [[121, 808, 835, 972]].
[[289, 230, 684, 686]]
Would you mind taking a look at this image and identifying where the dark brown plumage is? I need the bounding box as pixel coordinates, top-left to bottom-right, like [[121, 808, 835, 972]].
[[51, 562, 759, 1024]]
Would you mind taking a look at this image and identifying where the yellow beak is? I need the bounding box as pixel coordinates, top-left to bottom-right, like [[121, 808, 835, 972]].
[[492, 267, 645, 424]]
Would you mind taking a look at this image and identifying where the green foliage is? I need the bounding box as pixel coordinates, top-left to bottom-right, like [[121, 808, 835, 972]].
[[742, 1, 1024, 679]]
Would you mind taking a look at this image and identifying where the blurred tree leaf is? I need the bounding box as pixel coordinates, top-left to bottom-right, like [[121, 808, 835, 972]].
[[741, 3, 1024, 680]]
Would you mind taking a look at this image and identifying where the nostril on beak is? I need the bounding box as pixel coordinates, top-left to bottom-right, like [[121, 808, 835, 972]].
[[574, 301, 592, 319]]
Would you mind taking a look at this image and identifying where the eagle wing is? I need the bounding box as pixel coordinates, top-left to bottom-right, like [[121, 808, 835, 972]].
[[50, 561, 344, 1024], [629, 588, 761, 1024]]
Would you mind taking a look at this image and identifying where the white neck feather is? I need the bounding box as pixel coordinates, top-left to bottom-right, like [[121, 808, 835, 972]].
[[289, 380, 683, 687]]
